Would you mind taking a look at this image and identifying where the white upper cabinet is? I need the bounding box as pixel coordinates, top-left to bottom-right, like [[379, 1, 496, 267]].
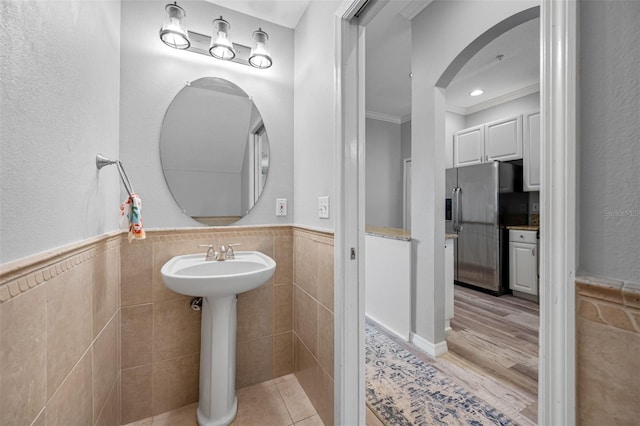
[[485, 115, 523, 162], [453, 125, 484, 167], [453, 115, 523, 168], [523, 111, 541, 191]]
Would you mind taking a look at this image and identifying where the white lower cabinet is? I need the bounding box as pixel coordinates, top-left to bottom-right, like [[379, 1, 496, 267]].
[[509, 230, 538, 296]]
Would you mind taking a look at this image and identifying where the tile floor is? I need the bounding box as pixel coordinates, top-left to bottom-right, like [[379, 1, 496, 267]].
[[124, 374, 323, 426]]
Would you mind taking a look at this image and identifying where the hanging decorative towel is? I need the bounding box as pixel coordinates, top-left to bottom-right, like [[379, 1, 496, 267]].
[[120, 194, 146, 241]]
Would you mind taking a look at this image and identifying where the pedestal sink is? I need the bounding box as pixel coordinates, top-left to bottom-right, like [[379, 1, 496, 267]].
[[161, 251, 276, 426]]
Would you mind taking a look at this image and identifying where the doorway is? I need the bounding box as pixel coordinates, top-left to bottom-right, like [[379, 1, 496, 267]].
[[334, 1, 578, 425]]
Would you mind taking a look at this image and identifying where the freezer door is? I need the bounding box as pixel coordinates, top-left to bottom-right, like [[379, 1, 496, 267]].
[[456, 163, 501, 292], [445, 168, 457, 234]]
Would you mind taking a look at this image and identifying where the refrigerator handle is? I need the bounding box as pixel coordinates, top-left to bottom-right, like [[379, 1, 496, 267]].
[[453, 187, 461, 232]]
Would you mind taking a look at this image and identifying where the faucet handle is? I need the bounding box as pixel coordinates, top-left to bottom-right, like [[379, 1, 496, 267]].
[[226, 243, 241, 260], [198, 245, 216, 261]]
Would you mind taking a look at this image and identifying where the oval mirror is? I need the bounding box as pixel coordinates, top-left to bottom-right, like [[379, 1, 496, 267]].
[[160, 77, 270, 226]]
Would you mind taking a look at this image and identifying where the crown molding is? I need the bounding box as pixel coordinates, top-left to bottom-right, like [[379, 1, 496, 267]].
[[444, 104, 467, 115], [365, 111, 402, 124], [465, 83, 540, 115]]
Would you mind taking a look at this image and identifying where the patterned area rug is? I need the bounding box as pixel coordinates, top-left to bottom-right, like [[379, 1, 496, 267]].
[[365, 324, 517, 425]]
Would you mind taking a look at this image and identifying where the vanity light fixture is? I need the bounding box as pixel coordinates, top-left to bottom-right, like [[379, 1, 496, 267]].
[[469, 89, 484, 97], [159, 2, 190, 49], [209, 17, 236, 60], [248, 28, 272, 69], [159, 4, 273, 69]]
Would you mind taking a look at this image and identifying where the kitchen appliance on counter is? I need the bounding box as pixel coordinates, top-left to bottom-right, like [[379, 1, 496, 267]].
[[446, 162, 529, 295]]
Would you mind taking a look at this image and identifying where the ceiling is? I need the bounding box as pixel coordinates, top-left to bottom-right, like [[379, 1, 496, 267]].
[[206, 0, 311, 29], [205, 1, 540, 120], [366, 3, 540, 120], [446, 18, 540, 111]]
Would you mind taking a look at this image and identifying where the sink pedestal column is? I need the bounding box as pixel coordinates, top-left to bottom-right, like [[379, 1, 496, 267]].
[[197, 295, 238, 426]]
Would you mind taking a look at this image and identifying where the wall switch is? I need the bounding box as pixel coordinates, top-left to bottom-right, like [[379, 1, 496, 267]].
[[276, 198, 287, 216], [318, 196, 330, 219], [532, 202, 539, 213]]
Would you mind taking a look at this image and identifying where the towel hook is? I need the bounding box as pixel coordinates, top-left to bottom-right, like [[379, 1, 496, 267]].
[[96, 154, 135, 198]]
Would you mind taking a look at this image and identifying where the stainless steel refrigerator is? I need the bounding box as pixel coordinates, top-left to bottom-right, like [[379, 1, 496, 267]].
[[445, 162, 528, 294]]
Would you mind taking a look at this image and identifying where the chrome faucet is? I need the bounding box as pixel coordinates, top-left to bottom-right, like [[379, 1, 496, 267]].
[[215, 245, 228, 261], [198, 243, 241, 261]]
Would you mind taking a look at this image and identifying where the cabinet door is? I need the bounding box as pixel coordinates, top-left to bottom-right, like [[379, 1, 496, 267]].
[[454, 125, 484, 167], [523, 111, 541, 191], [509, 242, 538, 295], [485, 115, 523, 162]]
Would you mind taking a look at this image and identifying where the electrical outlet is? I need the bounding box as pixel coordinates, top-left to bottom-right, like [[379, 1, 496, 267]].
[[318, 196, 329, 219], [532, 202, 539, 213], [276, 198, 287, 216]]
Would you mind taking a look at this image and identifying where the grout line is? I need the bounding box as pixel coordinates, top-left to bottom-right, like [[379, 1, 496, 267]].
[[274, 378, 295, 425]]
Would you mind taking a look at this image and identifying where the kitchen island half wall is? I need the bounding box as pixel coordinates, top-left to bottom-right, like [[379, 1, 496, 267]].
[[364, 226, 457, 343]]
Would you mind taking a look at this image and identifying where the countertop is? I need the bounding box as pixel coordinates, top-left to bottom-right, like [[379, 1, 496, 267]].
[[506, 225, 540, 231], [364, 226, 458, 241], [365, 226, 411, 241]]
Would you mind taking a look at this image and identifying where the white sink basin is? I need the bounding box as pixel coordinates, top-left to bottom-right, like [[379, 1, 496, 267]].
[[161, 251, 276, 297], [160, 251, 276, 426]]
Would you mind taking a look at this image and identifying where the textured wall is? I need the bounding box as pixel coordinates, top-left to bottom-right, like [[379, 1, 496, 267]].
[[119, 0, 294, 228], [365, 119, 403, 228], [0, 0, 121, 263], [293, 1, 341, 230], [579, 0, 640, 282]]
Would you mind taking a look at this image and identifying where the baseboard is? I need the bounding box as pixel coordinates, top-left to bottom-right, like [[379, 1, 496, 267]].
[[365, 314, 410, 342], [410, 332, 448, 357]]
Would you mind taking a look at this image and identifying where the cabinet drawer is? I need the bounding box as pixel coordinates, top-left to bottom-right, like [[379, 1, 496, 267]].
[[509, 230, 537, 244]]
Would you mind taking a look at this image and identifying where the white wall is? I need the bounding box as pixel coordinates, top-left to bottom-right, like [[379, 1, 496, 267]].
[[401, 120, 412, 160], [365, 235, 412, 341], [119, 0, 294, 228], [465, 92, 540, 127], [0, 0, 121, 263], [293, 0, 340, 230], [411, 0, 538, 346], [579, 1, 640, 283], [365, 119, 403, 228]]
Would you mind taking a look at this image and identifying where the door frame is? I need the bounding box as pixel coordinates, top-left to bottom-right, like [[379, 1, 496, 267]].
[[334, 0, 578, 425]]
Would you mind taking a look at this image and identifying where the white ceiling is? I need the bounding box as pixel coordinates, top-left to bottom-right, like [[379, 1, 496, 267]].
[[446, 18, 540, 110], [365, 3, 540, 120], [206, 0, 311, 29], [204, 1, 540, 120]]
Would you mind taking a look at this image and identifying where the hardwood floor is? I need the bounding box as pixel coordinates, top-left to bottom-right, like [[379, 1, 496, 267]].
[[366, 284, 539, 425], [447, 285, 539, 423]]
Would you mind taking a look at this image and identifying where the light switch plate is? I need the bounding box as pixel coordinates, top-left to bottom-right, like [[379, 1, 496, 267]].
[[276, 198, 287, 216], [318, 196, 329, 219]]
